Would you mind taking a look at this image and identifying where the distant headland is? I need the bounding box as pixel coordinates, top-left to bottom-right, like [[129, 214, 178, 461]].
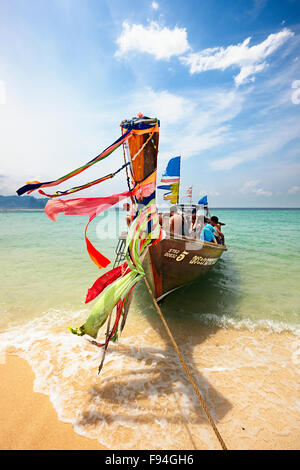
[[0, 195, 48, 210]]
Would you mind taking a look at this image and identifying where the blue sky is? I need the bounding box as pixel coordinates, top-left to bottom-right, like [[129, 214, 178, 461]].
[[0, 0, 300, 207]]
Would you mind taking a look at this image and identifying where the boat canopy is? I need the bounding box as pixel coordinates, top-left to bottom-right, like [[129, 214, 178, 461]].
[[170, 204, 205, 213]]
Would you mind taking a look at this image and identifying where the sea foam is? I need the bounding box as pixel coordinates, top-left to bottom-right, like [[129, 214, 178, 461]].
[[0, 307, 299, 450]]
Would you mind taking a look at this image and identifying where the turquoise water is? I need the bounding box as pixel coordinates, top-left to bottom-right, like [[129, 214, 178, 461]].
[[0, 208, 299, 449], [0, 210, 127, 328], [163, 208, 300, 331], [1, 209, 299, 331]]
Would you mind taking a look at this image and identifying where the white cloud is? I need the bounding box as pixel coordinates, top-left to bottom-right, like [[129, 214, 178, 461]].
[[288, 185, 300, 194], [241, 180, 260, 191], [234, 63, 266, 86], [131, 87, 194, 124], [115, 21, 190, 60], [211, 117, 300, 170], [181, 28, 294, 85], [1, 84, 238, 196], [254, 187, 273, 196], [151, 1, 159, 10], [128, 86, 244, 162], [240, 180, 272, 196]]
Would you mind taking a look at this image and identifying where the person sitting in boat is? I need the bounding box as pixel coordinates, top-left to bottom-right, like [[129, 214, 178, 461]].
[[200, 216, 225, 244], [190, 208, 203, 238], [210, 216, 225, 245], [200, 220, 217, 243], [169, 207, 184, 238]]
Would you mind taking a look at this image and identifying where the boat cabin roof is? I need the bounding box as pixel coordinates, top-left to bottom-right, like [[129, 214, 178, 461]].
[[161, 204, 205, 214]]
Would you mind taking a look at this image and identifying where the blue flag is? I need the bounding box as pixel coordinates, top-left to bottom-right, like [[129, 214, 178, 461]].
[[163, 156, 180, 177], [158, 156, 181, 204], [160, 156, 181, 183], [198, 195, 208, 205]]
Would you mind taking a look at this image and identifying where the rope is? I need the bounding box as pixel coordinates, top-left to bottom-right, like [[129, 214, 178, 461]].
[[143, 276, 228, 451], [122, 127, 156, 204], [131, 131, 155, 162], [121, 128, 135, 205]]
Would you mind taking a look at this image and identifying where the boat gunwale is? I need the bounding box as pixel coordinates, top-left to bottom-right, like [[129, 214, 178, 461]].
[[161, 231, 227, 251], [118, 231, 227, 251]]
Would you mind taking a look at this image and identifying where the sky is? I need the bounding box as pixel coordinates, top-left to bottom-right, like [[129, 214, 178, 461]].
[[0, 0, 300, 207]]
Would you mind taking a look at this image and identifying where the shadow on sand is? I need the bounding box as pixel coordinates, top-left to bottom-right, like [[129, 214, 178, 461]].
[[79, 252, 241, 448]]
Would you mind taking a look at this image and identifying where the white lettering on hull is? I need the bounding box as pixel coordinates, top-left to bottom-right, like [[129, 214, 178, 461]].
[[163, 249, 218, 265]]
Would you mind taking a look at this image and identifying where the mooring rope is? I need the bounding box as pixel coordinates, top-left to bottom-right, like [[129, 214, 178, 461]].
[[131, 131, 155, 162], [143, 276, 228, 451]]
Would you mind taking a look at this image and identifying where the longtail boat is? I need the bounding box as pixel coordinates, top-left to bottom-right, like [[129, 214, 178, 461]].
[[16, 113, 227, 372], [116, 115, 227, 301]]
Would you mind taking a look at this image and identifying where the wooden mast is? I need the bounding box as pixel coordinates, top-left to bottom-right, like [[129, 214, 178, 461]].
[[121, 116, 160, 204]]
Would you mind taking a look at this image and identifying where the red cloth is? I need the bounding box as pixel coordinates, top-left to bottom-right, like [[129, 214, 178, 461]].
[[44, 191, 131, 221], [44, 191, 131, 268], [85, 262, 128, 303]]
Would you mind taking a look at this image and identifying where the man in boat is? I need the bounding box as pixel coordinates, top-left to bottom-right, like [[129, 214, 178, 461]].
[[169, 206, 184, 238], [210, 216, 225, 245], [200, 216, 225, 245], [190, 208, 203, 238]]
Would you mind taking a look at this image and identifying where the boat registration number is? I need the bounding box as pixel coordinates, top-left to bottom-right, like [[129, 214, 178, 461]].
[[189, 255, 218, 265], [164, 249, 218, 265]]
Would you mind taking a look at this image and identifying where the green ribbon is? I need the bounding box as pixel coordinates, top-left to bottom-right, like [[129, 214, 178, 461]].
[[69, 199, 160, 339]]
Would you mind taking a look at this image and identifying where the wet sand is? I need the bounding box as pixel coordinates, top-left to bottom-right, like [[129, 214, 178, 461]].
[[0, 327, 299, 451]]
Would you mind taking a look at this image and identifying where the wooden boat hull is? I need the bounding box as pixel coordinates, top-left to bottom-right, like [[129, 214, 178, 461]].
[[119, 115, 227, 301], [142, 235, 226, 300]]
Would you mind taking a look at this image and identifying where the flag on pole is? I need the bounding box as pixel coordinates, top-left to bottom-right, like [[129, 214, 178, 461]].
[[162, 183, 179, 204], [157, 156, 181, 204], [185, 186, 193, 200], [160, 156, 180, 184], [198, 195, 208, 206]]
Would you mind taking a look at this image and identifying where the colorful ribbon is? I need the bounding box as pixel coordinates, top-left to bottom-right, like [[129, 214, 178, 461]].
[[70, 199, 162, 339], [44, 190, 132, 269], [38, 163, 130, 198], [85, 262, 128, 304], [16, 129, 133, 196]]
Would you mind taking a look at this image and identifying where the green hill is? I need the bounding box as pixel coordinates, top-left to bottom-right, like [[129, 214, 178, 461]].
[[0, 195, 48, 209]]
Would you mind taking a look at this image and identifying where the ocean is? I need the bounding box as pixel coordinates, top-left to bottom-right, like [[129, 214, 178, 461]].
[[0, 208, 299, 449]]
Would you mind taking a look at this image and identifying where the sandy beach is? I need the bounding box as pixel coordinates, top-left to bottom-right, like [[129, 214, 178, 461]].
[[0, 356, 106, 450], [1, 327, 299, 451]]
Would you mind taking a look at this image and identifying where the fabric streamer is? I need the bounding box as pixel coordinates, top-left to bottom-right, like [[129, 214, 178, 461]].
[[38, 163, 130, 198], [69, 199, 162, 346], [17, 115, 162, 374], [85, 262, 128, 304], [44, 182, 157, 270], [84, 220, 111, 269], [16, 129, 133, 196], [16, 120, 159, 198], [88, 284, 136, 350], [44, 191, 132, 268], [69, 269, 139, 338]]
